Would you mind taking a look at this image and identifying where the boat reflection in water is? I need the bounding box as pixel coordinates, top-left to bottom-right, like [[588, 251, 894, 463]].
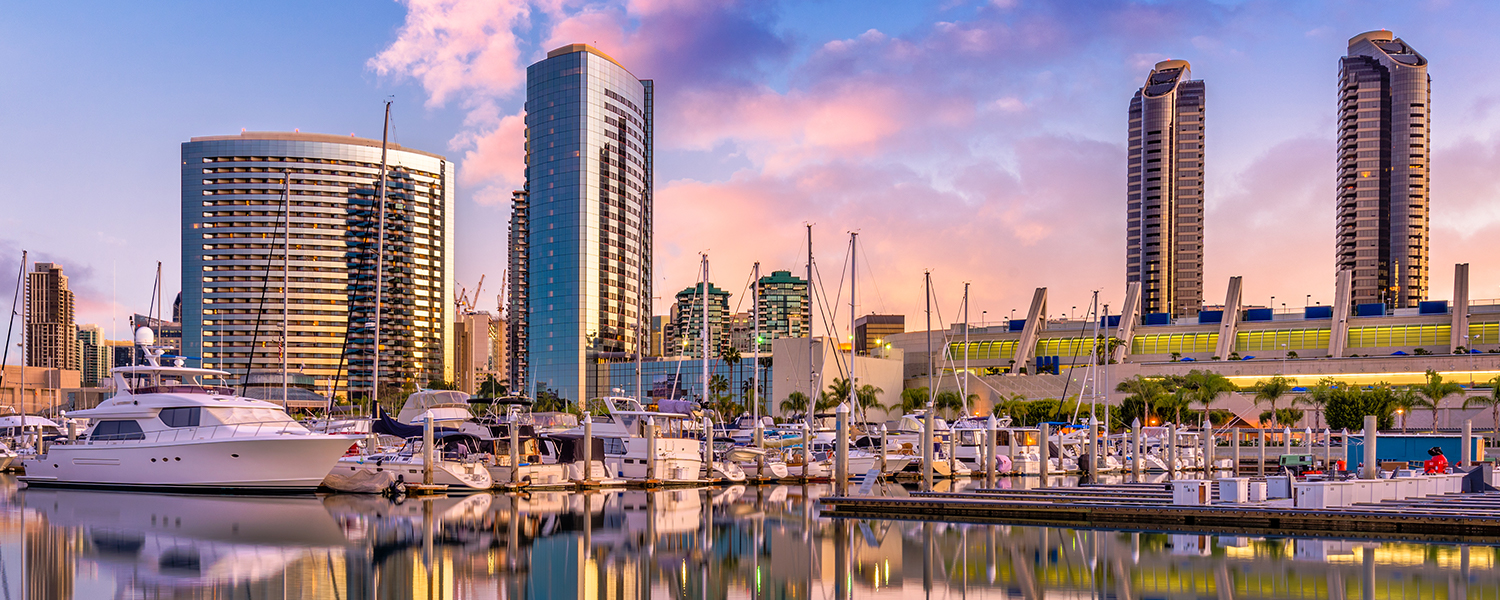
[[2, 476, 1500, 598]]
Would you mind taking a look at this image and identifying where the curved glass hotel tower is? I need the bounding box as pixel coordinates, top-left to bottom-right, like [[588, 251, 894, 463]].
[[1126, 59, 1205, 318], [512, 44, 653, 403], [181, 132, 456, 398], [1338, 30, 1430, 308]]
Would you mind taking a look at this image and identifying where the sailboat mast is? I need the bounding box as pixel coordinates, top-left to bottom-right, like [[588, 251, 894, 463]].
[[805, 225, 814, 436], [925, 270, 934, 409], [848, 233, 857, 412], [283, 169, 291, 405], [752, 261, 760, 422], [371, 100, 391, 416], [963, 282, 969, 415], [4, 251, 27, 444]]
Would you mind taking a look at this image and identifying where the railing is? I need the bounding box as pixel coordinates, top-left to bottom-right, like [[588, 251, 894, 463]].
[[70, 420, 336, 446], [126, 385, 237, 396]]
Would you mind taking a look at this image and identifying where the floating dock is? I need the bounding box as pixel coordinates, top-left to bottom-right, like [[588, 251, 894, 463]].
[[820, 482, 1500, 540]]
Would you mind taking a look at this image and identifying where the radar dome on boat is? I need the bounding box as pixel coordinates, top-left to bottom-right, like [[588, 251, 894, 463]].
[[134, 327, 155, 346]]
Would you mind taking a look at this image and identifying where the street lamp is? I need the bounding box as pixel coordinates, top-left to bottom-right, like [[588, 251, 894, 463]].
[[1271, 296, 1275, 312], [981, 310, 987, 327], [1305, 295, 1311, 308]]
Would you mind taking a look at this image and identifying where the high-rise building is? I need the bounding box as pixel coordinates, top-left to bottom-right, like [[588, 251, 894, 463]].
[[181, 131, 456, 397], [727, 312, 754, 353], [456, 311, 506, 394], [1126, 60, 1206, 318], [755, 270, 808, 351], [1338, 30, 1430, 308], [855, 314, 905, 356], [516, 44, 653, 403], [650, 315, 667, 357], [26, 262, 77, 370], [667, 283, 730, 358], [74, 324, 108, 387]]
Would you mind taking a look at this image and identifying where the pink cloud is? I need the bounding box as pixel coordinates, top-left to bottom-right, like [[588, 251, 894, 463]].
[[368, 0, 533, 107]]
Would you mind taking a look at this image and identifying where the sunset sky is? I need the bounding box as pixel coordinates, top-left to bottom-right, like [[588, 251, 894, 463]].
[[6, 0, 1500, 349]]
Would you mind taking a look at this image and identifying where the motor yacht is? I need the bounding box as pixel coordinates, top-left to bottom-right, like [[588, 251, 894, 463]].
[[334, 409, 493, 490], [556, 397, 706, 485], [20, 342, 360, 492]]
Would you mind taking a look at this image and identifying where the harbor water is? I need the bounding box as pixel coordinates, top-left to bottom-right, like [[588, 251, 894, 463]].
[[1, 475, 1497, 598]]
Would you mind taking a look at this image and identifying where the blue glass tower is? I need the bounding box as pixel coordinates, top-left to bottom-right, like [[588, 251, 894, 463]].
[[513, 44, 653, 404]]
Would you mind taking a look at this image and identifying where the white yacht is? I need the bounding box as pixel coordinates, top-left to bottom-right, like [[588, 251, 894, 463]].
[[558, 397, 707, 484], [20, 345, 360, 492], [334, 430, 494, 490]]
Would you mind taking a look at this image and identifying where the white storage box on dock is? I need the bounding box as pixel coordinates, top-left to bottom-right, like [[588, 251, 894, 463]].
[[1217, 478, 1250, 503], [1417, 477, 1437, 497], [1172, 480, 1211, 505], [1395, 477, 1420, 500], [1346, 480, 1373, 504], [1248, 481, 1268, 502], [1294, 482, 1328, 509], [1372, 479, 1397, 502], [1267, 476, 1291, 499], [1440, 473, 1464, 494]]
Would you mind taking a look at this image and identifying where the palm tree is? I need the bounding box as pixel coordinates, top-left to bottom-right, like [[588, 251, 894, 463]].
[[1304, 378, 1340, 430], [1181, 369, 1236, 425], [1392, 386, 1420, 433], [779, 391, 810, 420], [825, 377, 853, 405], [1116, 376, 1166, 424], [477, 374, 506, 398], [708, 374, 729, 403], [895, 387, 930, 414], [1415, 369, 1464, 431], [1252, 376, 1294, 427], [722, 345, 742, 404], [855, 384, 884, 413], [934, 390, 966, 419], [1463, 375, 1500, 444]]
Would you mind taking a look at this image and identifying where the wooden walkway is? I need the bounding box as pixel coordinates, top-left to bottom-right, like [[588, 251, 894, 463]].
[[820, 482, 1500, 541]]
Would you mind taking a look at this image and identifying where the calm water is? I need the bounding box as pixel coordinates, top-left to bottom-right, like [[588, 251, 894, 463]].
[[1, 475, 1496, 599]]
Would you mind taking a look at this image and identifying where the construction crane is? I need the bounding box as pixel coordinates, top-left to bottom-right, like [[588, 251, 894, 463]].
[[456, 274, 485, 314]]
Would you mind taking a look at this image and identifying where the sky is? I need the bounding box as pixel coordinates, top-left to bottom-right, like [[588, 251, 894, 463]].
[[5, 0, 1500, 354]]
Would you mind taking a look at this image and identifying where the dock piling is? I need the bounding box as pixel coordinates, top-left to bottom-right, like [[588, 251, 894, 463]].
[[1233, 430, 1241, 476], [985, 416, 997, 487], [1464, 419, 1473, 468], [1130, 419, 1141, 480], [509, 411, 521, 486], [1202, 420, 1213, 477], [879, 424, 888, 475], [1039, 422, 1050, 487], [645, 416, 657, 482], [584, 410, 595, 483], [835, 404, 849, 492], [422, 417, 434, 486], [1166, 423, 1176, 480], [1362, 415, 1377, 479], [1323, 428, 1332, 473], [922, 405, 934, 491], [1258, 430, 1266, 476]]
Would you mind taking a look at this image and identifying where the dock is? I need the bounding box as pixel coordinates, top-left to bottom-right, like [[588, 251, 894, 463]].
[[820, 482, 1500, 540]]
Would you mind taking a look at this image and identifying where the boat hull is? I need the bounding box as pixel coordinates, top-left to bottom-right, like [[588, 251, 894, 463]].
[[335, 454, 492, 490], [22, 436, 359, 491]]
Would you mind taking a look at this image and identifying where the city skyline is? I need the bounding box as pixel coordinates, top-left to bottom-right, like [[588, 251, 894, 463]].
[[12, 3, 1500, 361]]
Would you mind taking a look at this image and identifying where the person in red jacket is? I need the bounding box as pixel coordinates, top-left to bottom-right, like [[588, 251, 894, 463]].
[[1423, 446, 1449, 474]]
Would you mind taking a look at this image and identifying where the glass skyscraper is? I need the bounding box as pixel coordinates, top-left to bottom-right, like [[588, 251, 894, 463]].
[[1126, 59, 1206, 318], [1338, 30, 1430, 308], [513, 44, 653, 403], [181, 132, 456, 398]]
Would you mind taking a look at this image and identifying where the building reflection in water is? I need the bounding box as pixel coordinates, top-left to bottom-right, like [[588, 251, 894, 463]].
[[0, 477, 1494, 598]]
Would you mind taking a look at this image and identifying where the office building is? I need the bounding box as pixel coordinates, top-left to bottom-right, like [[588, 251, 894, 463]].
[[1126, 59, 1206, 318], [855, 314, 905, 356], [1338, 30, 1430, 308], [74, 324, 108, 388], [181, 131, 456, 397], [667, 283, 730, 358], [515, 44, 653, 403], [755, 270, 808, 350], [25, 262, 77, 370], [727, 312, 754, 353], [650, 315, 667, 357]]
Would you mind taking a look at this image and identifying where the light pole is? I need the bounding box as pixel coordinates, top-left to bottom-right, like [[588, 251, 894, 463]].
[[1271, 296, 1275, 312], [1305, 295, 1311, 309], [1010, 308, 1016, 321]]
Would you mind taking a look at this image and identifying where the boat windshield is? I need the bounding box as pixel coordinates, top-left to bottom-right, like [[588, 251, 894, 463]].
[[119, 371, 234, 396], [207, 407, 299, 427]]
